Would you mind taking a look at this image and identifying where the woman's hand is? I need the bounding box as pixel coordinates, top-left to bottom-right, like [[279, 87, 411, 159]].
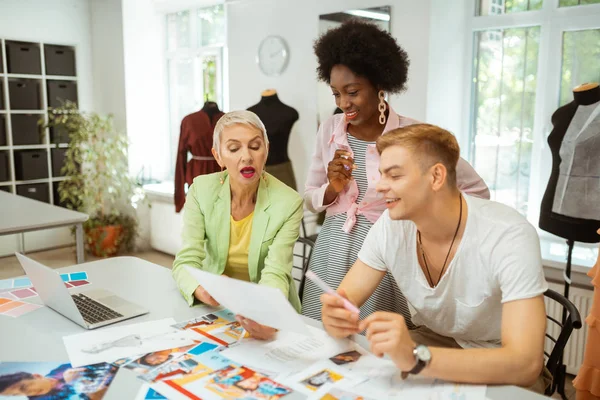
[[324, 150, 355, 205], [327, 150, 355, 192], [193, 284, 220, 306], [236, 315, 277, 340]]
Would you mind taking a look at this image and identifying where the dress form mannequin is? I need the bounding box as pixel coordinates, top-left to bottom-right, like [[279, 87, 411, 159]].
[[539, 82, 600, 243], [247, 89, 299, 189], [174, 102, 224, 212]]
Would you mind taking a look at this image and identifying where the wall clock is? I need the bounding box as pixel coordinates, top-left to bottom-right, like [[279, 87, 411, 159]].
[[257, 35, 289, 77]]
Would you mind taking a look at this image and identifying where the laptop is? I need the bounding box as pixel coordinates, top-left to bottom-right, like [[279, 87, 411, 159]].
[[16, 253, 148, 329]]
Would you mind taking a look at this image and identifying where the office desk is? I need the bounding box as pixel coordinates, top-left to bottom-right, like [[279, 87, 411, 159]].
[[0, 257, 550, 399], [0, 191, 88, 263]]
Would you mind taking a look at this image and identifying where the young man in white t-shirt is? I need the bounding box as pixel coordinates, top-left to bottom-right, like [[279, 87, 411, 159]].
[[320, 124, 550, 392]]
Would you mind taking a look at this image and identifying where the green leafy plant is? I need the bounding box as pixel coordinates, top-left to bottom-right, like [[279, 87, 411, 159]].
[[43, 101, 145, 257]]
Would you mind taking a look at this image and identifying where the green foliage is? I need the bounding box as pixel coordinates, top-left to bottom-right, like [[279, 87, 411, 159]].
[[559, 0, 600, 6], [42, 101, 145, 256], [560, 28, 600, 106], [471, 26, 540, 214]]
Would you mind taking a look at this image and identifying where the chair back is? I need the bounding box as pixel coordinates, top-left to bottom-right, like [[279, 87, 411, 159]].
[[543, 289, 582, 396], [292, 237, 315, 302]]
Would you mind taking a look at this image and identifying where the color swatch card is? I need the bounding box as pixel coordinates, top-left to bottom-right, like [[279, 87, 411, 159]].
[[0, 296, 43, 318], [61, 271, 89, 282], [0, 277, 32, 291], [0, 272, 91, 301]]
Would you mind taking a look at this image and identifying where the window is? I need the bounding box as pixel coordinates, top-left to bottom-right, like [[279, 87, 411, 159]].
[[471, 27, 540, 214], [468, 0, 600, 265], [165, 5, 225, 179], [559, 0, 600, 6], [477, 0, 543, 16], [559, 29, 600, 106]]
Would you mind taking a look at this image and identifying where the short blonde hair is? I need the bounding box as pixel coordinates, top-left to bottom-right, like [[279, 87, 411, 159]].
[[213, 110, 269, 156], [376, 124, 460, 187]]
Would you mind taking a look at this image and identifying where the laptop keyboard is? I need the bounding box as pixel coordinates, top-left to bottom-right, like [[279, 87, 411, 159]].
[[72, 293, 123, 325]]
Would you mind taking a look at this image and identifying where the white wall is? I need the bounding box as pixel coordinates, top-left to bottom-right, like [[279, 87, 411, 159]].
[[426, 0, 473, 155], [90, 0, 127, 132], [227, 0, 432, 193]]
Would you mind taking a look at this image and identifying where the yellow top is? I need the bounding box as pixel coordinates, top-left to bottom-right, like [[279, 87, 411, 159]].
[[224, 212, 254, 281]]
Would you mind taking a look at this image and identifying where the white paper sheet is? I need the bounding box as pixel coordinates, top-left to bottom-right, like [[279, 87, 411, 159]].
[[63, 318, 197, 367], [221, 325, 355, 376], [283, 359, 367, 396], [348, 355, 487, 400], [185, 266, 309, 335]]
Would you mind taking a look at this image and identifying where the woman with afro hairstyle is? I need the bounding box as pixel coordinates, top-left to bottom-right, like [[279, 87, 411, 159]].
[[302, 20, 489, 323]]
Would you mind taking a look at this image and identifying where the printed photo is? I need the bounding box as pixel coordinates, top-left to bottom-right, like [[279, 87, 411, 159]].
[[329, 351, 362, 366], [204, 365, 292, 399], [122, 343, 199, 375], [140, 349, 226, 384], [190, 321, 246, 347], [0, 362, 117, 400], [171, 309, 236, 331], [320, 387, 374, 400], [300, 369, 344, 392]]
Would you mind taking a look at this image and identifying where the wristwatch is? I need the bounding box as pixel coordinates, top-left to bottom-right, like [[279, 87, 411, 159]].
[[408, 344, 432, 375]]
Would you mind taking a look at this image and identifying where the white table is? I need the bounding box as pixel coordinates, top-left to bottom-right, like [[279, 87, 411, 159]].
[[0, 257, 550, 399], [0, 191, 88, 263]]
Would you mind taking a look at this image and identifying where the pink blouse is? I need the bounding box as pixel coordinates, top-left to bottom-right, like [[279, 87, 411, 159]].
[[304, 106, 490, 233]]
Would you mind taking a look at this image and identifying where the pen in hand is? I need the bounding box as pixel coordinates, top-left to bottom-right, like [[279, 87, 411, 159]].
[[306, 270, 360, 315]]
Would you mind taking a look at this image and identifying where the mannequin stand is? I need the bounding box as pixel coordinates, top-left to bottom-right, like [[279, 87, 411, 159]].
[[557, 239, 575, 399], [562, 239, 575, 324]]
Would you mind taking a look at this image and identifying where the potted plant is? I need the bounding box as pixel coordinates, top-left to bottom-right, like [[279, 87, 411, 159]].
[[44, 101, 145, 257]]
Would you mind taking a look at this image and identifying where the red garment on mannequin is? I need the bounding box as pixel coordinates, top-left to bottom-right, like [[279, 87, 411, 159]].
[[174, 110, 224, 213]]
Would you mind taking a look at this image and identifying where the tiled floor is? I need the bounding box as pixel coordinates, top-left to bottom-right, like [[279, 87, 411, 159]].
[[0, 246, 579, 399]]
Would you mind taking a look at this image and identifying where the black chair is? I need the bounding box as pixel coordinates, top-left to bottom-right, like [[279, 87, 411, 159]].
[[300, 218, 319, 244], [543, 289, 582, 399], [292, 237, 315, 302]]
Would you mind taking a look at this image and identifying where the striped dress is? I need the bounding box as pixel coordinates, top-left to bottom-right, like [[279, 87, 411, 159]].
[[301, 134, 414, 328]]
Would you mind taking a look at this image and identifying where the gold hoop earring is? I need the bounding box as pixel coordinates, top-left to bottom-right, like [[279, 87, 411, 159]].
[[378, 90, 387, 125], [219, 167, 225, 185]]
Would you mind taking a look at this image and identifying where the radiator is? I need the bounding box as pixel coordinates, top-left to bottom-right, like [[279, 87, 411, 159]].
[[545, 282, 593, 375]]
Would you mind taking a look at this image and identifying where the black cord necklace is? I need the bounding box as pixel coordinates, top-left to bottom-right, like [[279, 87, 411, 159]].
[[418, 193, 463, 288]]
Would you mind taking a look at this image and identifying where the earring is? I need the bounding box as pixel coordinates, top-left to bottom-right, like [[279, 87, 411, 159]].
[[378, 90, 387, 125], [219, 167, 225, 185]]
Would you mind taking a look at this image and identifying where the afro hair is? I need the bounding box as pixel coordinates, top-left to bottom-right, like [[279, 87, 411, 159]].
[[314, 19, 410, 94]]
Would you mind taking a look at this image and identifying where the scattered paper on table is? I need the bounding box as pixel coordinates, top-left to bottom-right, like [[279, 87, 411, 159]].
[[222, 325, 355, 376], [152, 353, 297, 400], [0, 361, 118, 399], [283, 359, 365, 396], [0, 296, 43, 318], [63, 318, 197, 367], [185, 266, 309, 335]]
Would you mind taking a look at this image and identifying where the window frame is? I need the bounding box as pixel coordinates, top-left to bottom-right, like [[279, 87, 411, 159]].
[[466, 0, 600, 265], [164, 5, 226, 180]]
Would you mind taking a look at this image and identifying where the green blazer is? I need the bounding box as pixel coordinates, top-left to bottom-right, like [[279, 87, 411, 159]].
[[172, 171, 303, 312]]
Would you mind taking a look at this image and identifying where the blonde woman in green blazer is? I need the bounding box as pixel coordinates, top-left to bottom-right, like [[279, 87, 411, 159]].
[[172, 110, 303, 340]]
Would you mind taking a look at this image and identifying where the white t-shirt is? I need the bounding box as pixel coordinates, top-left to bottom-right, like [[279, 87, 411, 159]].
[[358, 195, 548, 349]]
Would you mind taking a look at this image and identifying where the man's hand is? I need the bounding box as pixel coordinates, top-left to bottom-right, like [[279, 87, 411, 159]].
[[360, 312, 417, 371], [321, 289, 360, 338], [236, 316, 277, 340], [193, 284, 219, 306]]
